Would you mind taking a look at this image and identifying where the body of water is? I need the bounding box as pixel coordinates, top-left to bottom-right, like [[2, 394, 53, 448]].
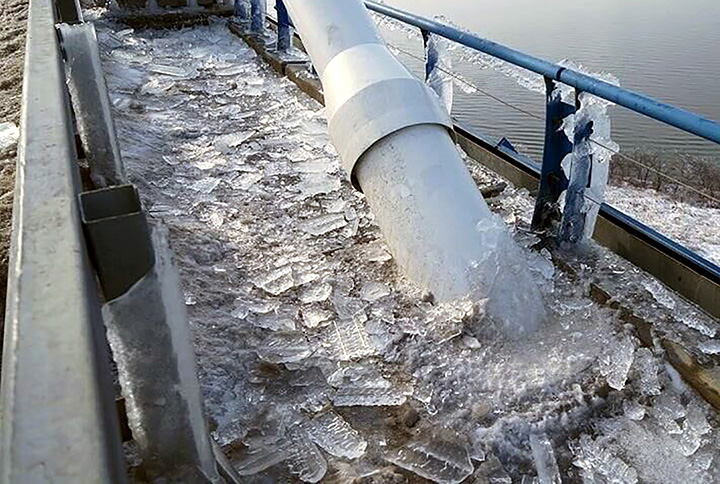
[[381, 0, 720, 161]]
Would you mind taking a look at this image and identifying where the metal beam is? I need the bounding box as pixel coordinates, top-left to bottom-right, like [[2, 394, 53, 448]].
[[0, 0, 126, 480]]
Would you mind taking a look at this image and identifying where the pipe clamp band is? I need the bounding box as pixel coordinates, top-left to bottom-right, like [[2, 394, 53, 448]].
[[322, 44, 452, 189]]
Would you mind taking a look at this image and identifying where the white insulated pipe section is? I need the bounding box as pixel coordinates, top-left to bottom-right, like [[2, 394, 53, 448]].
[[284, 0, 545, 334]]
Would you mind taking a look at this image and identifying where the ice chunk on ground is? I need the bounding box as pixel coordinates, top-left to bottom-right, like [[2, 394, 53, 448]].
[[571, 435, 638, 484], [680, 403, 711, 456], [386, 436, 474, 484], [642, 278, 676, 310], [325, 315, 375, 361], [298, 282, 332, 304], [306, 411, 367, 459], [333, 386, 407, 407], [301, 306, 333, 328], [302, 213, 347, 236], [256, 332, 312, 363], [599, 335, 635, 390], [217, 130, 255, 152], [0, 122, 19, 156], [651, 393, 686, 434], [285, 425, 328, 483], [529, 433, 561, 484], [623, 400, 646, 421], [698, 340, 720, 355], [360, 281, 391, 302], [189, 177, 221, 194], [254, 265, 294, 295], [633, 348, 661, 396]]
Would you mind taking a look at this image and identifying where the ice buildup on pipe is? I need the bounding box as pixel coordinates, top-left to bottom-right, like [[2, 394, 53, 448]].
[[284, 0, 545, 335]]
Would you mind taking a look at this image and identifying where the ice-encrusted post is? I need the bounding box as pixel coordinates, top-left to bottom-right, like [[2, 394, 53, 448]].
[[531, 77, 575, 232], [559, 91, 615, 244], [234, 0, 249, 22], [422, 29, 453, 115], [58, 23, 127, 188], [102, 227, 220, 482], [250, 0, 266, 35], [276, 0, 291, 52]]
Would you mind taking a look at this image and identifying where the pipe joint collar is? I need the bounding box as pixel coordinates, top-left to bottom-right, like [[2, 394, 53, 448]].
[[322, 44, 452, 189]]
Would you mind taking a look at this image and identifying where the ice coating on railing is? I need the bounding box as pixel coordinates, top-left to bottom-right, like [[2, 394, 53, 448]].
[[102, 226, 219, 482], [424, 32, 453, 114]]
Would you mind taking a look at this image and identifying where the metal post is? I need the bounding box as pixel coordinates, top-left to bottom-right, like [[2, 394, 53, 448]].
[[250, 0, 266, 35], [276, 0, 291, 51], [234, 0, 249, 22], [531, 77, 575, 232], [558, 90, 594, 245]]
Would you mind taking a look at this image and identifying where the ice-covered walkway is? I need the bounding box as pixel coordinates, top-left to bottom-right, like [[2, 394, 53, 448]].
[[95, 14, 720, 483]]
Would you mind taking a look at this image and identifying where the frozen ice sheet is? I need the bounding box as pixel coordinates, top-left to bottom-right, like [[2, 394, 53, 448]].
[[96, 14, 720, 484]]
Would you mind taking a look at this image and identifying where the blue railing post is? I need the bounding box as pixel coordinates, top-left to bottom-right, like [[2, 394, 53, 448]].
[[250, 0, 266, 35], [531, 77, 575, 232], [234, 0, 249, 22], [558, 93, 595, 245], [276, 0, 291, 52]]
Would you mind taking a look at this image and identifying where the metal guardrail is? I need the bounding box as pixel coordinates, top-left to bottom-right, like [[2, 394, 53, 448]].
[[0, 0, 126, 480]]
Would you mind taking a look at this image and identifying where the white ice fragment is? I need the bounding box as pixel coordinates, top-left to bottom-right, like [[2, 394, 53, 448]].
[[677, 312, 716, 338], [299, 282, 333, 304], [233, 172, 263, 190], [633, 348, 661, 396], [572, 435, 637, 484], [326, 315, 375, 361], [302, 213, 347, 236], [189, 177, 221, 194], [256, 332, 312, 363], [301, 306, 333, 328], [360, 281, 391, 302], [623, 400, 646, 421], [293, 160, 332, 174], [698, 340, 720, 355], [149, 64, 196, 78], [361, 241, 393, 263], [651, 393, 686, 435], [642, 278, 676, 310], [665, 363, 688, 393], [0, 122, 19, 156], [235, 444, 289, 476], [462, 335, 482, 349], [599, 335, 635, 390], [285, 425, 328, 483], [680, 403, 711, 456], [294, 174, 341, 199], [216, 65, 246, 76], [306, 411, 367, 459], [333, 386, 406, 407], [254, 265, 294, 295], [529, 433, 561, 484], [217, 130, 255, 153], [386, 438, 474, 484]]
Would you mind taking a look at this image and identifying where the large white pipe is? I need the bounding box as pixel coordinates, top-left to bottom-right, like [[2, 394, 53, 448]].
[[284, 0, 545, 334]]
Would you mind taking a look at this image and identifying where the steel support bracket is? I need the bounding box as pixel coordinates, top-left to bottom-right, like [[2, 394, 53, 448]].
[[79, 185, 155, 301], [531, 77, 575, 232]]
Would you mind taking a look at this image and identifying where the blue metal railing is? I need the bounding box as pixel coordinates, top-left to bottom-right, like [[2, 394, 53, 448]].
[[364, 1, 720, 146]]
